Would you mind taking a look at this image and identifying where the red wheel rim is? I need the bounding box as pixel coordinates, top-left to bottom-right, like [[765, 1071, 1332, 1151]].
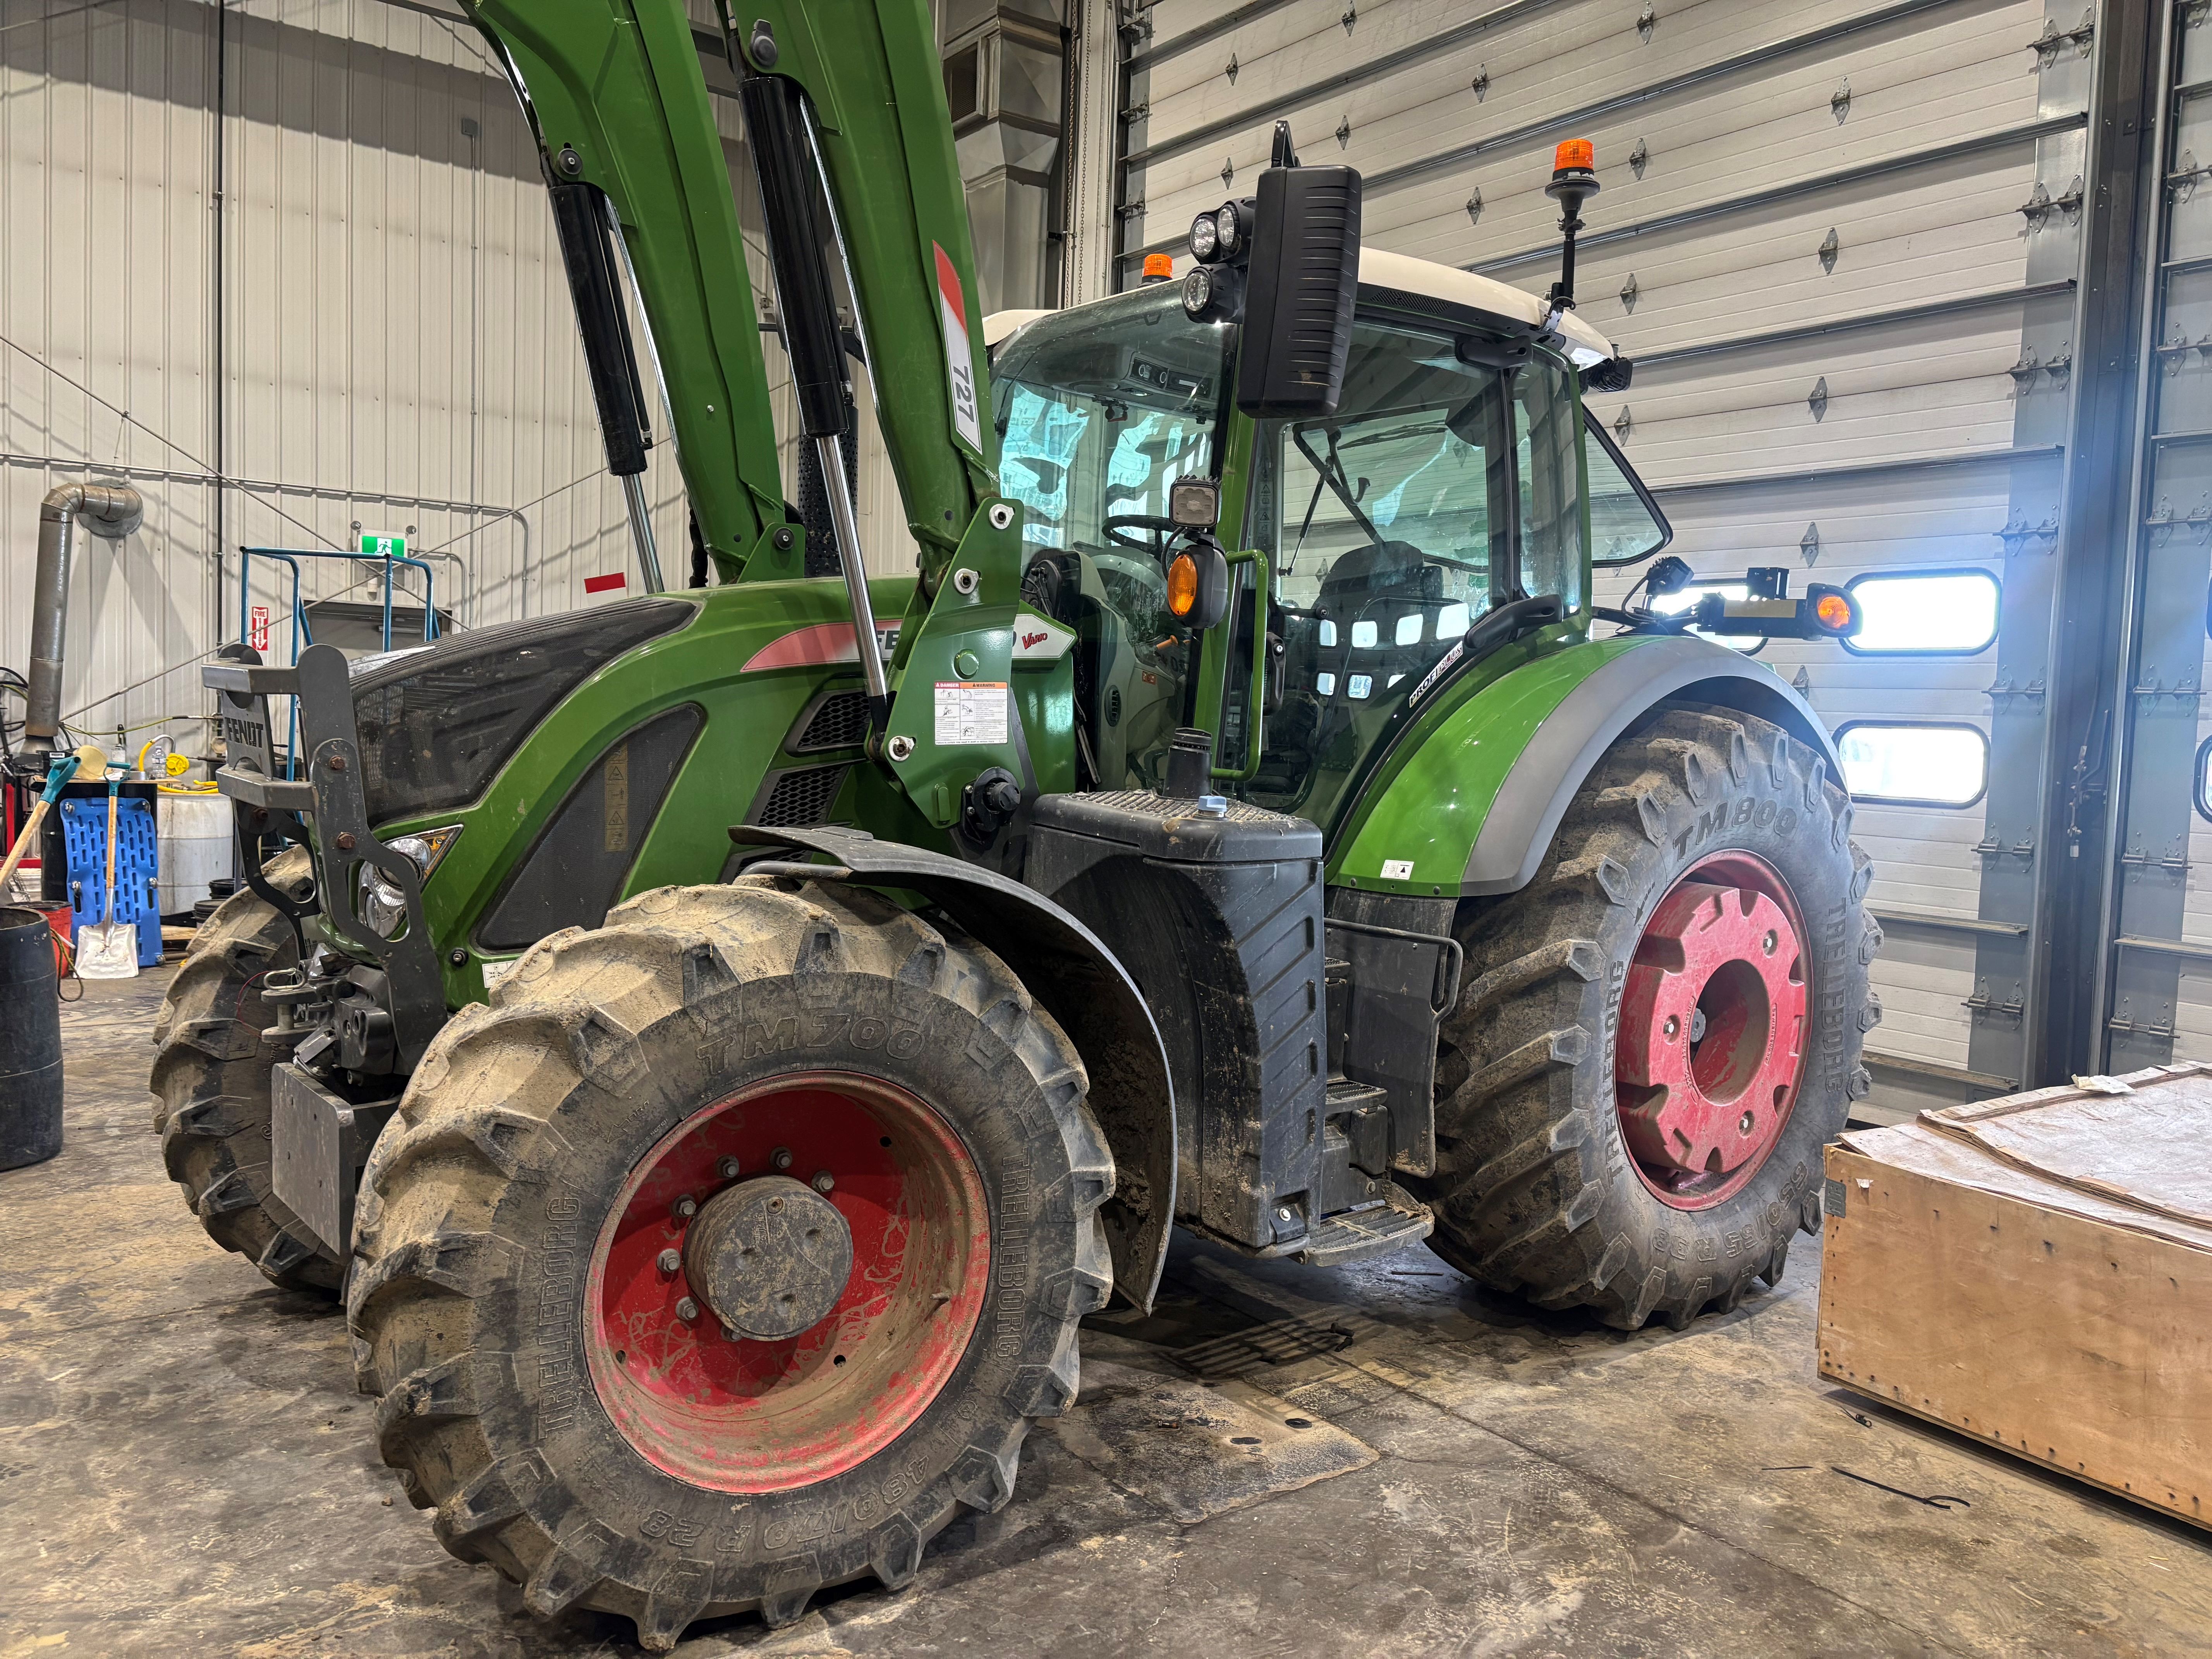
[[584, 1072, 991, 1492], [1614, 851, 1810, 1211]]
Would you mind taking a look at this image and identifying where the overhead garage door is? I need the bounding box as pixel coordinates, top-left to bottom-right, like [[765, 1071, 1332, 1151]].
[[2102, 11, 2212, 1073], [1114, 0, 2101, 1120]]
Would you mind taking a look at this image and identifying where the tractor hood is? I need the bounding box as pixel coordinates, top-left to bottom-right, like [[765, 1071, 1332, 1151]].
[[347, 598, 696, 828]]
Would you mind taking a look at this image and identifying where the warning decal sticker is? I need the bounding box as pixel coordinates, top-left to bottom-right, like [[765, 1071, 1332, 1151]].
[[934, 681, 1008, 746]]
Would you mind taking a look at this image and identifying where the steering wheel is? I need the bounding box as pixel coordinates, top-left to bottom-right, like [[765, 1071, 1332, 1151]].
[[1102, 513, 1181, 555]]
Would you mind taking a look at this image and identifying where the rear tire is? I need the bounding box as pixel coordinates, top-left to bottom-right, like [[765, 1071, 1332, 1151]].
[[149, 848, 345, 1292], [1412, 705, 1880, 1329], [349, 876, 1113, 1650]]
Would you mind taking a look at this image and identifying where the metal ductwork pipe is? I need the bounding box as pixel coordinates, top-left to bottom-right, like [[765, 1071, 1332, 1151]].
[[23, 480, 143, 756]]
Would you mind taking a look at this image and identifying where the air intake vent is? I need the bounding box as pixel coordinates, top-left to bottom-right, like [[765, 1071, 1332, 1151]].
[[789, 690, 870, 754], [751, 764, 850, 828]]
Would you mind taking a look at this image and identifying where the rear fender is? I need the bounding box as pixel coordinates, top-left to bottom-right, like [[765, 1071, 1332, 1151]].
[[730, 824, 1176, 1314], [1333, 634, 1842, 898]]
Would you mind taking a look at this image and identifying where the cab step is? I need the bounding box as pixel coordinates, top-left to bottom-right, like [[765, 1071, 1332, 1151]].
[[1290, 1181, 1434, 1267]]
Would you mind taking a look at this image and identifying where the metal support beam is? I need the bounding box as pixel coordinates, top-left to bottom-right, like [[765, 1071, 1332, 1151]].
[[2027, 0, 2166, 1086]]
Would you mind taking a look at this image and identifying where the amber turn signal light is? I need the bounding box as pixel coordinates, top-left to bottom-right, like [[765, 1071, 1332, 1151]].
[[1814, 591, 1856, 632], [1167, 552, 1200, 617]]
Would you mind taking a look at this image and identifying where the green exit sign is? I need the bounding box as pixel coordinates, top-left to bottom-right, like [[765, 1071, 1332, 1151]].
[[360, 532, 407, 558]]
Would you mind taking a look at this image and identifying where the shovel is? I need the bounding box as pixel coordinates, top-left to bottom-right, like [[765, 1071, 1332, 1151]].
[[78, 768, 137, 979]]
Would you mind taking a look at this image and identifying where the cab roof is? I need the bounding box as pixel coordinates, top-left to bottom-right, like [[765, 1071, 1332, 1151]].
[[983, 247, 1616, 369]]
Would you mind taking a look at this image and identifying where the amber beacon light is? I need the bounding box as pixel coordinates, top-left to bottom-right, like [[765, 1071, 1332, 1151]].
[[1543, 139, 1599, 314]]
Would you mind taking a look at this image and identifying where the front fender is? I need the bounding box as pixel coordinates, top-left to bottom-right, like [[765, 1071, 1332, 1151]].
[[1332, 634, 1842, 898], [731, 824, 1176, 1314]]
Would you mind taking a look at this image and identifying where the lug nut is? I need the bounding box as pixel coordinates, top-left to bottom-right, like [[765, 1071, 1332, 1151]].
[[675, 1297, 699, 1322], [1662, 1015, 1679, 1040], [1762, 929, 1778, 956], [1738, 1111, 1756, 1135], [771, 1147, 793, 1171], [673, 1194, 697, 1221], [717, 1156, 741, 1180], [812, 1171, 835, 1194], [657, 1249, 680, 1275]]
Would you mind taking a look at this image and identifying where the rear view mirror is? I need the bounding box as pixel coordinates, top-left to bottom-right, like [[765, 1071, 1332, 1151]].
[[1236, 161, 1361, 419]]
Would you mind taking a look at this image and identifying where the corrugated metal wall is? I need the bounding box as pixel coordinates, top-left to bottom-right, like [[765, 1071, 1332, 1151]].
[[1115, 0, 2103, 1118], [2, 0, 912, 773]]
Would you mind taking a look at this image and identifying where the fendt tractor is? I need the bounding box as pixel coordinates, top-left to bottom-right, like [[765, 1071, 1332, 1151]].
[[144, 0, 1878, 1644]]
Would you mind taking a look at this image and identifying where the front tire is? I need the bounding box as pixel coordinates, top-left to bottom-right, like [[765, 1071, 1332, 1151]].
[[349, 876, 1113, 1650], [1413, 705, 1880, 1329], [149, 848, 345, 1292]]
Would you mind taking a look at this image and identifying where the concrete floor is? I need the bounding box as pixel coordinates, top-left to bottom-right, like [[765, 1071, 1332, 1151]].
[[5, 966, 2210, 1658]]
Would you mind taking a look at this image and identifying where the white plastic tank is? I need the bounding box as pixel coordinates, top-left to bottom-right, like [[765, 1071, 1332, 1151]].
[[158, 790, 234, 917]]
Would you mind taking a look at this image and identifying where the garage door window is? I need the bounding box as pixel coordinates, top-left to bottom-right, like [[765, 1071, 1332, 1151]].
[[1843, 569, 2000, 654], [1835, 722, 1988, 808]]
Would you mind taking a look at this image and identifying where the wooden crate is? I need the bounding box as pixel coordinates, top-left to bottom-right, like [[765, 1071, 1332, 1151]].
[[1817, 1062, 2212, 1530]]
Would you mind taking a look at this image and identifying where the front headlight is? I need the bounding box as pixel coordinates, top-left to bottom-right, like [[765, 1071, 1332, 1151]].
[[358, 834, 433, 938], [1181, 266, 1215, 319], [1214, 201, 1242, 257], [1188, 210, 1219, 262]]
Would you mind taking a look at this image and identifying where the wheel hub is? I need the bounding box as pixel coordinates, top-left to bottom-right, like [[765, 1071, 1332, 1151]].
[[582, 1072, 992, 1492], [683, 1174, 854, 1340], [1616, 852, 1809, 1209]]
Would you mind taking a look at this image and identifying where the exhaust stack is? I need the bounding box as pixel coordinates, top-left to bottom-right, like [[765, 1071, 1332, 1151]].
[[23, 480, 143, 756]]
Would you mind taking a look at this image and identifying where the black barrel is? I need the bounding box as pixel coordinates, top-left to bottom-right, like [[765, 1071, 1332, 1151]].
[[0, 906, 63, 1170]]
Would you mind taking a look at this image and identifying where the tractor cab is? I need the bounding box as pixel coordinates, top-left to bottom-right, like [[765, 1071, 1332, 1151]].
[[985, 245, 1664, 832]]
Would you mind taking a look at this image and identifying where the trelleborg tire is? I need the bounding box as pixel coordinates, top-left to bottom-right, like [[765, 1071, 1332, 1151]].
[[149, 847, 345, 1292], [348, 876, 1113, 1650], [1411, 704, 1881, 1330]]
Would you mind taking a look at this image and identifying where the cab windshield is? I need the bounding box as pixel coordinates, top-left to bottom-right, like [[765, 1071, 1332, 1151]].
[[1247, 317, 1585, 823], [991, 287, 1235, 790]]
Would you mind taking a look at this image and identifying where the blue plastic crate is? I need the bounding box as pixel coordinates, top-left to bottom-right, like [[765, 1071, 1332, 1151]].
[[60, 793, 163, 968]]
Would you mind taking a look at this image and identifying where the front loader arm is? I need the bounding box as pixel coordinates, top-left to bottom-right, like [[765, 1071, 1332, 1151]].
[[463, 0, 790, 579], [718, 0, 998, 580], [468, 0, 1023, 819]]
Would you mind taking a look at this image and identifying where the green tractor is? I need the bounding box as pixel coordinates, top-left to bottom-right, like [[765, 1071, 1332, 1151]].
[[149, 0, 1877, 1645]]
